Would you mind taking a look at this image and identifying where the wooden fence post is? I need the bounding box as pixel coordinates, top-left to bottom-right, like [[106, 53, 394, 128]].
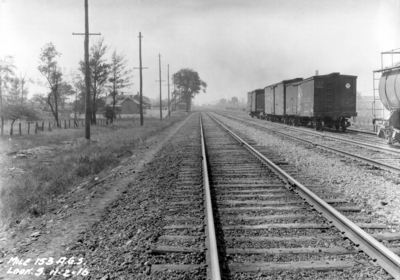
[[35, 122, 38, 134], [69, 119, 71, 128], [19, 123, 21, 135], [28, 122, 30, 135], [48, 121, 51, 131], [64, 120, 66, 129], [10, 122, 13, 136], [41, 122, 44, 131]]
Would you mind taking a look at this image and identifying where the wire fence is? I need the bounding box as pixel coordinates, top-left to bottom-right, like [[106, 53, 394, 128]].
[[1, 118, 108, 136]]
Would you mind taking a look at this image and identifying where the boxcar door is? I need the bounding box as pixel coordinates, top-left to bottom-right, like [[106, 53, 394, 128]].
[[314, 78, 326, 114]]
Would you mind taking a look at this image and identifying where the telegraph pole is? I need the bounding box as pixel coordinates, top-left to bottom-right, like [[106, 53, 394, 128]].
[[167, 64, 171, 117], [155, 54, 165, 121], [73, 0, 100, 140], [133, 32, 148, 126], [0, 69, 3, 136]]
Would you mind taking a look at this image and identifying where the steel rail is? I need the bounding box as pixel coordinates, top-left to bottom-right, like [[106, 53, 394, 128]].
[[347, 127, 376, 135], [208, 113, 400, 280], [200, 115, 221, 280], [219, 111, 400, 155], [216, 112, 400, 174]]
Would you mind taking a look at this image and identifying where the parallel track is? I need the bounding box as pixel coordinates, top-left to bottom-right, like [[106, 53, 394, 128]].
[[214, 111, 400, 174]]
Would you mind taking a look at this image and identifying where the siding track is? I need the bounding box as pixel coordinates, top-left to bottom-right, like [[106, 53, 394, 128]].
[[214, 111, 400, 174]]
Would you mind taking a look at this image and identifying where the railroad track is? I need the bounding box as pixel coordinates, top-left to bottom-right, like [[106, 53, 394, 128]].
[[204, 112, 400, 279], [149, 114, 210, 278], [213, 111, 400, 174], [148, 112, 400, 279]]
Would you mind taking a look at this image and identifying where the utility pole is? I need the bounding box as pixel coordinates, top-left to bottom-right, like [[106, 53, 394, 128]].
[[167, 64, 171, 117], [155, 54, 165, 121], [133, 32, 148, 126], [73, 0, 100, 140], [0, 68, 2, 136]]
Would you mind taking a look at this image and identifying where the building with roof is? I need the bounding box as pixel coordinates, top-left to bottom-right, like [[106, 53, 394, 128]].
[[104, 95, 147, 115]]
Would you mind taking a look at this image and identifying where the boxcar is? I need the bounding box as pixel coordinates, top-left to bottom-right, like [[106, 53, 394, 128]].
[[295, 72, 357, 131], [247, 89, 265, 118], [264, 78, 303, 121], [247, 91, 255, 114]]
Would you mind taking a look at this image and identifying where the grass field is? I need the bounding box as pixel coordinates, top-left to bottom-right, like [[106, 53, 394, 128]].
[[0, 112, 189, 227]]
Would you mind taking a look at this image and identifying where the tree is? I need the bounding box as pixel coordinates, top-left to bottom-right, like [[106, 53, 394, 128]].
[[58, 82, 75, 109], [37, 42, 64, 127], [0, 55, 16, 135], [108, 50, 133, 123], [172, 68, 207, 112], [79, 38, 110, 124], [172, 69, 206, 112], [8, 74, 33, 105], [1, 103, 39, 135]]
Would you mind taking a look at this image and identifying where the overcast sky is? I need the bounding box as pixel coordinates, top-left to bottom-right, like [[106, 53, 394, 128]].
[[1, 0, 399, 105]]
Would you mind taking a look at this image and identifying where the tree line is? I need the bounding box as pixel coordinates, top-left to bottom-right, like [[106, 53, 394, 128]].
[[0, 38, 208, 135]]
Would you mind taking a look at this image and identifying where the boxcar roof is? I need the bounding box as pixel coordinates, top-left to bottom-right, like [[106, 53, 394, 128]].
[[288, 72, 358, 86], [263, 77, 303, 89], [248, 89, 263, 94]]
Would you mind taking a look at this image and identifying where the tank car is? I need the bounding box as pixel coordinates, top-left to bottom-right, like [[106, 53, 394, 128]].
[[374, 61, 400, 144]]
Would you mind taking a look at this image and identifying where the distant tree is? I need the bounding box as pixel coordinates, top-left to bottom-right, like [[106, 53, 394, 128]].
[[70, 73, 84, 119], [79, 38, 110, 124], [172, 68, 207, 112], [0, 55, 16, 135], [57, 82, 75, 109], [1, 103, 39, 135], [108, 50, 133, 123], [12, 73, 33, 105], [37, 42, 64, 127]]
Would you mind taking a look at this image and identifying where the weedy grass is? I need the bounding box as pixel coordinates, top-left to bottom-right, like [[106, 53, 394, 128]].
[[0, 113, 189, 226]]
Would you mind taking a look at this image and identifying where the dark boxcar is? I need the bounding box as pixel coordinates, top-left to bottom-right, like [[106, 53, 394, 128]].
[[264, 78, 302, 121], [298, 72, 357, 131], [248, 89, 264, 118]]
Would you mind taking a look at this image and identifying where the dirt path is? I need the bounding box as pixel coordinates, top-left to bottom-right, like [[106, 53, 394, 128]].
[[0, 115, 191, 280]]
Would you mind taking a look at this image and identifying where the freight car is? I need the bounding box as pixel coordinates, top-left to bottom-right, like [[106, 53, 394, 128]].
[[248, 72, 358, 131], [247, 89, 265, 118], [264, 78, 303, 122]]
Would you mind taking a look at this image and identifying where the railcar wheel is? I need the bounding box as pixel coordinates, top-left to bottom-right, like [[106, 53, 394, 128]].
[[384, 129, 394, 144], [340, 118, 346, 132]]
